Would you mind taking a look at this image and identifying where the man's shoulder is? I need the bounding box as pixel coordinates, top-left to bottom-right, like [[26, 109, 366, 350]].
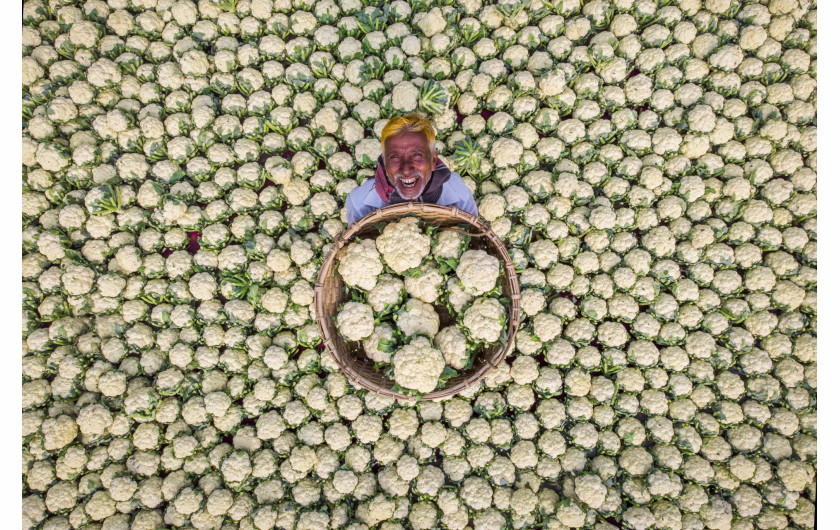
[[440, 171, 473, 201], [445, 171, 469, 191], [347, 178, 375, 201], [346, 178, 381, 209], [439, 171, 478, 215], [345, 178, 382, 225]]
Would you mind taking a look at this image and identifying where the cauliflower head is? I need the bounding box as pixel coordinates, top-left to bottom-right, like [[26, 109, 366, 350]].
[[396, 298, 440, 338], [336, 301, 375, 341], [363, 323, 397, 363], [375, 217, 431, 274], [456, 249, 501, 296], [367, 274, 405, 313], [338, 239, 383, 291], [446, 277, 474, 314], [435, 326, 471, 370], [404, 264, 445, 304], [393, 336, 446, 393], [463, 298, 506, 343], [432, 228, 468, 261]]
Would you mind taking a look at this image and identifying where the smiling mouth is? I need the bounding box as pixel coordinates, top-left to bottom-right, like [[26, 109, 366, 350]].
[[399, 176, 420, 189], [395, 171, 424, 191]]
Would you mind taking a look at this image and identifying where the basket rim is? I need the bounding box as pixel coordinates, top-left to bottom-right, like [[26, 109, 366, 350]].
[[314, 203, 521, 401]]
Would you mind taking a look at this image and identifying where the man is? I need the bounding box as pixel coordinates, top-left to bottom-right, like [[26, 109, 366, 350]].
[[344, 113, 478, 225]]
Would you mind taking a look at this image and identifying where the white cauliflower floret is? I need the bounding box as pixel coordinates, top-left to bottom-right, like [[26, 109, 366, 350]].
[[397, 455, 420, 482], [404, 264, 445, 304], [261, 288, 288, 314], [332, 469, 358, 495], [435, 326, 470, 370], [206, 489, 234, 516], [290, 280, 315, 306], [311, 108, 340, 135], [463, 298, 506, 343], [416, 7, 447, 37], [336, 302, 375, 341], [188, 272, 217, 301], [575, 474, 608, 509], [396, 298, 440, 338], [266, 249, 292, 273], [619, 446, 654, 476], [393, 337, 445, 393], [84, 490, 116, 521], [365, 493, 396, 524], [87, 58, 121, 88], [456, 249, 501, 296], [446, 277, 474, 313], [433, 228, 466, 261], [490, 138, 524, 168], [461, 476, 493, 510], [77, 404, 112, 437], [519, 288, 546, 316], [539, 68, 567, 97], [338, 239, 383, 291], [479, 194, 507, 221], [363, 323, 396, 364], [528, 239, 559, 269], [375, 217, 431, 274], [45, 481, 78, 513], [367, 274, 404, 313], [509, 488, 538, 516], [510, 356, 539, 386], [623, 506, 656, 530], [532, 312, 563, 343], [777, 459, 815, 493], [61, 265, 95, 295], [41, 415, 78, 451], [392, 81, 419, 112], [388, 409, 419, 440]]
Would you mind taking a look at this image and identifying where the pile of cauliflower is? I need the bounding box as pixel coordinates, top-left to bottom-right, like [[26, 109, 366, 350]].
[[334, 216, 506, 394], [22, 0, 816, 529]]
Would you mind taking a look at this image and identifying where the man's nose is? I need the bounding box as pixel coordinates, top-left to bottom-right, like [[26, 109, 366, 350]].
[[399, 157, 415, 174]]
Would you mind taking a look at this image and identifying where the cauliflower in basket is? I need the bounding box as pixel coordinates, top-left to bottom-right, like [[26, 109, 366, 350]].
[[375, 217, 431, 274], [394, 336, 446, 393], [435, 326, 471, 370], [456, 249, 501, 296], [404, 264, 445, 304], [367, 274, 405, 313], [336, 301, 375, 341], [338, 239, 383, 291], [396, 298, 440, 338], [463, 298, 506, 343], [327, 214, 512, 397], [446, 277, 474, 314], [363, 323, 397, 363], [433, 227, 468, 261]]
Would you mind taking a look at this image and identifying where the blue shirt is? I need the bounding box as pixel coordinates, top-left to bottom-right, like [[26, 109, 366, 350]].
[[344, 171, 479, 226]]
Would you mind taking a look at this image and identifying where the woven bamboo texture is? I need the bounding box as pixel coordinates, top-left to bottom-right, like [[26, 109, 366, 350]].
[[314, 203, 521, 401]]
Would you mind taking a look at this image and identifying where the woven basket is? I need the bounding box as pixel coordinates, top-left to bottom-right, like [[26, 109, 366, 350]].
[[314, 203, 521, 401]]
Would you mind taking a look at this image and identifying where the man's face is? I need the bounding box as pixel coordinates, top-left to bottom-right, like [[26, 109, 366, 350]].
[[383, 130, 436, 200]]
